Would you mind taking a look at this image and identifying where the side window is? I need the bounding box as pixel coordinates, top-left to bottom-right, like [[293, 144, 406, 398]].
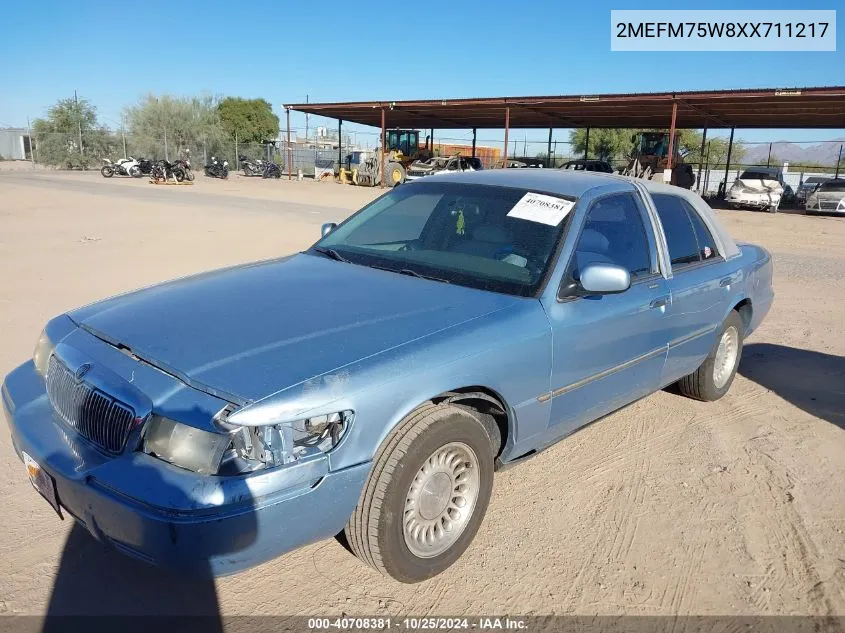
[[682, 201, 719, 260], [652, 194, 701, 267], [571, 193, 652, 280]]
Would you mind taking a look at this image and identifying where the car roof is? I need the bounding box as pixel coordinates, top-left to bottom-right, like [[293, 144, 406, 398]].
[[414, 168, 634, 198]]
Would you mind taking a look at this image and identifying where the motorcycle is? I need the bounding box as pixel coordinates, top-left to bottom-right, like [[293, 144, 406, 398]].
[[150, 159, 187, 183], [240, 154, 281, 178], [101, 157, 141, 178], [204, 156, 229, 179], [173, 155, 195, 182], [136, 158, 155, 176]]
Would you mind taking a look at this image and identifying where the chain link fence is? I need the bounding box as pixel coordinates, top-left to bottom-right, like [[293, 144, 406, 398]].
[[23, 126, 844, 189]]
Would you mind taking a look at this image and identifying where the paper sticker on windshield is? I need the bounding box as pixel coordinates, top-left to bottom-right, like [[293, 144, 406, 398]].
[[507, 193, 574, 226]]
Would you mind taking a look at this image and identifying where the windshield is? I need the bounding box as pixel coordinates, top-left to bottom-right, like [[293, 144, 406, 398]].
[[818, 179, 845, 192], [311, 182, 576, 297]]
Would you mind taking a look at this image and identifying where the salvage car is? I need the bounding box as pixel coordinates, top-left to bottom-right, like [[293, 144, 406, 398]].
[[726, 167, 785, 212], [406, 156, 483, 181], [805, 178, 845, 215], [796, 176, 831, 206], [3, 170, 773, 583]]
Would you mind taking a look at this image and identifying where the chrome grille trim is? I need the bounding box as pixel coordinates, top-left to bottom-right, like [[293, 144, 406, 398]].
[[46, 355, 136, 454]]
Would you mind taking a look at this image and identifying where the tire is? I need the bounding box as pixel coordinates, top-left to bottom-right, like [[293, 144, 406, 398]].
[[101, 165, 115, 178], [386, 162, 406, 187], [185, 170, 195, 182], [677, 310, 744, 402], [345, 403, 495, 583], [172, 167, 185, 182], [222, 167, 229, 179], [768, 203, 779, 213], [129, 166, 142, 178]]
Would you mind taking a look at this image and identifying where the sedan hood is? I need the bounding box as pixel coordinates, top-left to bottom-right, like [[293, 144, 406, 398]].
[[69, 254, 519, 402]]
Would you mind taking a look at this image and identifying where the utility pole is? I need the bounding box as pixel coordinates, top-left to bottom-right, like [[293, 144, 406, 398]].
[[27, 117, 34, 166], [75, 90, 84, 169], [121, 113, 127, 159], [836, 144, 843, 179], [305, 94, 310, 144]]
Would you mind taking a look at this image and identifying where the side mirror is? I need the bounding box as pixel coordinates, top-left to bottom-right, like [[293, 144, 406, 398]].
[[321, 222, 337, 238], [579, 264, 631, 295]]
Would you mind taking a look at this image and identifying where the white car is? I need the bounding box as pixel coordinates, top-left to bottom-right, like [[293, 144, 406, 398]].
[[406, 156, 483, 181], [726, 168, 784, 213], [805, 179, 845, 215]]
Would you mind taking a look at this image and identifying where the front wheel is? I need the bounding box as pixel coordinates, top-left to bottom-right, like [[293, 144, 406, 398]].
[[345, 403, 494, 583], [172, 167, 185, 182], [101, 165, 115, 178], [387, 162, 406, 187], [185, 170, 195, 182], [676, 310, 744, 401], [128, 166, 142, 178]]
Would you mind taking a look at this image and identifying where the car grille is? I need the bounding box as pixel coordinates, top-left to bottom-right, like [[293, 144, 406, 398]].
[[816, 198, 845, 211], [46, 356, 136, 454]]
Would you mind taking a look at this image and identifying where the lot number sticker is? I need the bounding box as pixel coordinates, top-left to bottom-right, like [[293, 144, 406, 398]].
[[507, 193, 575, 226]]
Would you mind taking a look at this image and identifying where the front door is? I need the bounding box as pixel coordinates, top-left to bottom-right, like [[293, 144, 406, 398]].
[[543, 192, 670, 440]]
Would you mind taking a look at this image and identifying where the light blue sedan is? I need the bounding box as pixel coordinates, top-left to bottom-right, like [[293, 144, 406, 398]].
[[2, 170, 773, 583]]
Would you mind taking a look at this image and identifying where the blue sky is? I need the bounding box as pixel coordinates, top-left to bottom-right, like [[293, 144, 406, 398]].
[[1, 0, 841, 148]]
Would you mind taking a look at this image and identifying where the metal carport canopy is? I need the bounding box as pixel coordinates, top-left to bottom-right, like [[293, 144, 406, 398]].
[[285, 86, 845, 130]]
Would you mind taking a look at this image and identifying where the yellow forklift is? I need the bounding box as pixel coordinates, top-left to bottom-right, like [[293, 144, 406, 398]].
[[339, 129, 432, 187]]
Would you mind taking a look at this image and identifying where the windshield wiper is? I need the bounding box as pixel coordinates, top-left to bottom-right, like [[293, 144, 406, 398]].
[[312, 246, 349, 263], [373, 265, 450, 284]]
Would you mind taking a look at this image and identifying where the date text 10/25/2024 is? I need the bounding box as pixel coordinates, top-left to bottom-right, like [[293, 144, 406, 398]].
[[307, 617, 528, 630]]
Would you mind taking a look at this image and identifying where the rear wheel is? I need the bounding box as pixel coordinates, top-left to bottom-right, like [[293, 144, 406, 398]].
[[101, 165, 115, 178], [172, 167, 186, 182], [677, 311, 743, 401], [345, 403, 494, 583], [128, 166, 142, 178]]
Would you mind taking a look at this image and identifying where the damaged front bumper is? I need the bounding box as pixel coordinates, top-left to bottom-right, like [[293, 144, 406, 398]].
[[2, 361, 369, 576]]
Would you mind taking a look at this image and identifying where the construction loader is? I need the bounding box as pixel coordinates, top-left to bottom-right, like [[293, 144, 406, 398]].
[[622, 131, 695, 189], [338, 129, 432, 187]]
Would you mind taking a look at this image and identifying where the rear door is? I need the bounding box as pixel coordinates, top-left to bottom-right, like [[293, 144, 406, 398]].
[[651, 193, 734, 385], [544, 192, 670, 439]]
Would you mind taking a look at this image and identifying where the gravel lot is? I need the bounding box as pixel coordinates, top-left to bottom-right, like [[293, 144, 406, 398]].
[[0, 166, 843, 619]]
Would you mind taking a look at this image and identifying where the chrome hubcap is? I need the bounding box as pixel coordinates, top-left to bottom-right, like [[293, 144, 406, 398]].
[[403, 441, 480, 558], [713, 326, 739, 389]]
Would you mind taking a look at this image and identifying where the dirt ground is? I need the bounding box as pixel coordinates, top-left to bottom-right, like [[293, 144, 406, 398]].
[[0, 166, 843, 618]]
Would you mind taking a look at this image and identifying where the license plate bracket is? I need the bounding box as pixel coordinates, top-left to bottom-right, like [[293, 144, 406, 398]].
[[22, 452, 63, 519]]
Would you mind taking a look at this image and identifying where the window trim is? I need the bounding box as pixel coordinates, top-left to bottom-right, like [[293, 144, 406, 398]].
[[556, 191, 657, 302]]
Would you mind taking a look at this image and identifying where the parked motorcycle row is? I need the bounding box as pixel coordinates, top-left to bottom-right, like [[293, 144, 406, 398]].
[[101, 152, 281, 182]]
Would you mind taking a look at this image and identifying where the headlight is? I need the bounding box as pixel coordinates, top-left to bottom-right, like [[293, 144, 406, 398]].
[[219, 409, 353, 474], [33, 329, 55, 376], [143, 409, 353, 476], [143, 416, 231, 475]]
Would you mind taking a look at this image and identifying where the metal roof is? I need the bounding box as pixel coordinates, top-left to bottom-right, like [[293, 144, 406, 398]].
[[285, 86, 845, 130]]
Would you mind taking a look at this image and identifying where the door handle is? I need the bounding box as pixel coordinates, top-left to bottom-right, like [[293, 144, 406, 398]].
[[649, 296, 670, 309]]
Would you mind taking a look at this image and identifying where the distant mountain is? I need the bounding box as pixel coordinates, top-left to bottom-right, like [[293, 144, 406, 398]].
[[743, 138, 845, 167]]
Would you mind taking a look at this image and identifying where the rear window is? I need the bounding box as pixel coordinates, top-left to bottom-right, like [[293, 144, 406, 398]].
[[818, 179, 845, 192], [740, 170, 780, 181]]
